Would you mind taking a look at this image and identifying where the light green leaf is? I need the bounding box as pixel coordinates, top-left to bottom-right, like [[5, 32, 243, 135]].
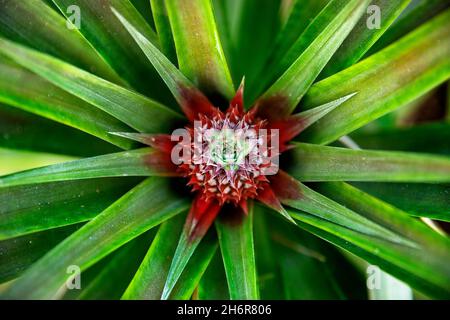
[[216, 204, 259, 300], [300, 10, 450, 144], [0, 177, 141, 240], [0, 37, 183, 133], [165, 0, 234, 99], [2, 177, 189, 299], [0, 148, 169, 188], [287, 143, 450, 182]]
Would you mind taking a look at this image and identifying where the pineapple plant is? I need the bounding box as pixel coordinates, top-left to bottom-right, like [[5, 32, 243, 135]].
[[0, 0, 449, 300]]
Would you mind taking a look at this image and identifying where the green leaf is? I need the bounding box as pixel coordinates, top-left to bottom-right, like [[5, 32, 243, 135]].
[[321, 0, 411, 77], [2, 177, 189, 299], [50, 0, 174, 104], [256, 0, 371, 112], [123, 214, 217, 300], [274, 175, 414, 246], [367, 0, 450, 56], [0, 148, 169, 188], [77, 231, 154, 300], [0, 148, 75, 176], [150, 0, 177, 63], [165, 0, 234, 99], [300, 10, 450, 144], [265, 210, 366, 299], [0, 104, 120, 157], [0, 224, 82, 283], [253, 205, 284, 299], [350, 122, 450, 155], [197, 250, 230, 300], [0, 58, 135, 150], [289, 181, 450, 298], [0, 37, 183, 134], [0, 0, 123, 84], [287, 143, 450, 182], [216, 204, 259, 300], [113, 8, 204, 110], [350, 182, 450, 222], [226, 0, 281, 97], [269, 0, 330, 67], [0, 177, 141, 240]]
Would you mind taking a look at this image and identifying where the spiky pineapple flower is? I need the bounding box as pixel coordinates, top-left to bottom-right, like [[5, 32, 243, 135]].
[[1, 0, 450, 301]]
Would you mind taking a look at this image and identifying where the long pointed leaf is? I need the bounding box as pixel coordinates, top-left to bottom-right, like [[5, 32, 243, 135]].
[[0, 58, 135, 149], [0, 177, 140, 240], [0, 148, 174, 188], [216, 204, 259, 299], [123, 214, 217, 300], [2, 177, 189, 299], [0, 224, 82, 283], [254, 0, 370, 112], [165, 0, 234, 99], [300, 10, 450, 144], [50, 0, 174, 103], [287, 143, 450, 182], [367, 0, 450, 55], [321, 0, 411, 77], [288, 181, 450, 298], [351, 182, 450, 222], [150, 0, 176, 63], [0, 0, 123, 84], [0, 37, 183, 133], [0, 104, 119, 157]]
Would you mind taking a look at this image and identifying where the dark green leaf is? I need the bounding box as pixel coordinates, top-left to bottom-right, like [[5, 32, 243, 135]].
[[0, 37, 183, 133], [0, 177, 141, 240], [256, 0, 371, 111], [2, 177, 189, 299], [0, 0, 123, 84], [350, 182, 450, 222], [350, 122, 450, 155], [0, 224, 82, 283], [150, 0, 176, 63], [0, 104, 120, 157], [123, 214, 217, 300], [300, 10, 450, 144]]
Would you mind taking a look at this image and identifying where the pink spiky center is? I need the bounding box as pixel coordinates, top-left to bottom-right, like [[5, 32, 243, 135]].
[[179, 106, 274, 205]]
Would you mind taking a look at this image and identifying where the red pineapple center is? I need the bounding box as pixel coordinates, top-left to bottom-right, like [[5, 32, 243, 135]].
[[178, 106, 277, 205]]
